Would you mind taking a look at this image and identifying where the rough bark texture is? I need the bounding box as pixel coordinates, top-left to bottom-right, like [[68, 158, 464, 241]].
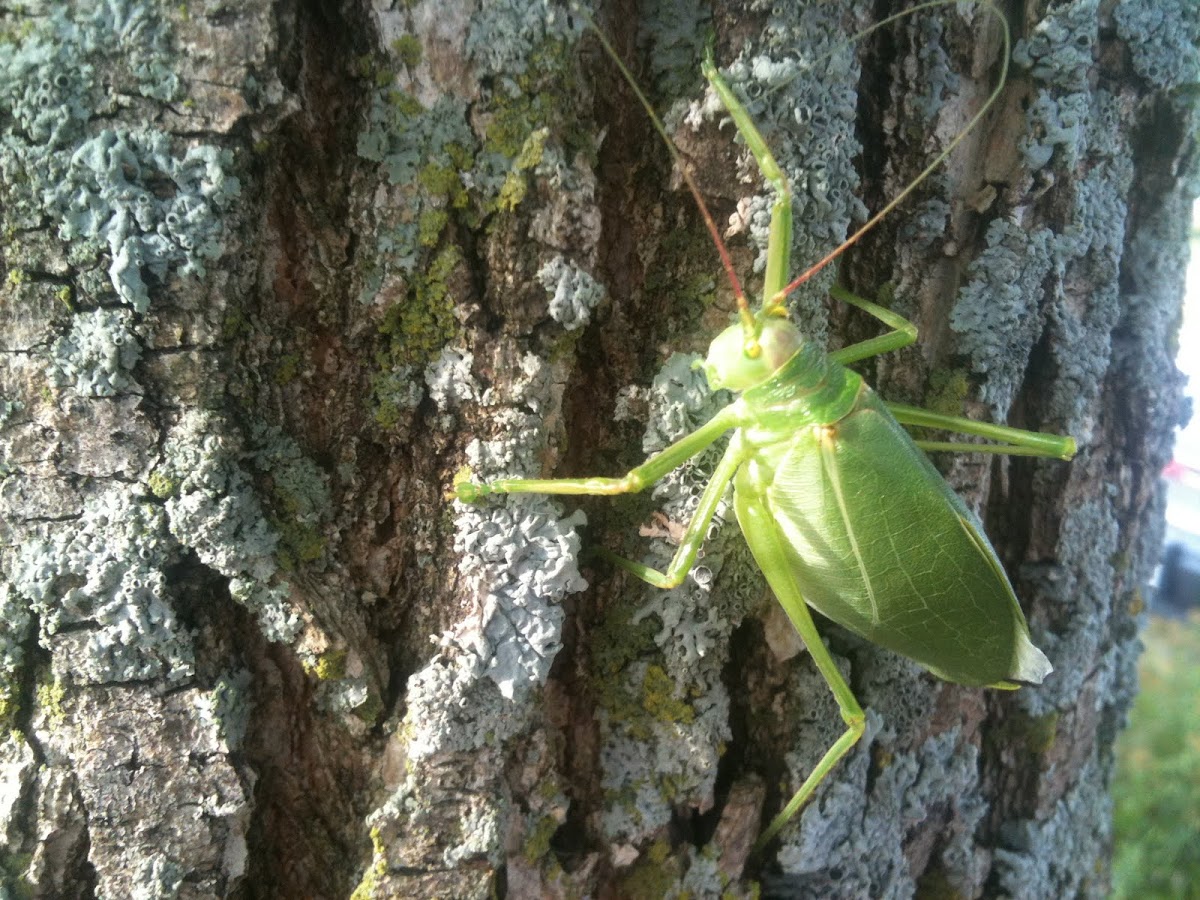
[[0, 1, 1195, 898]]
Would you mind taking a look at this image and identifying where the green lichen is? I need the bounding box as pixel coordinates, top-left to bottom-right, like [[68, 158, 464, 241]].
[[1025, 711, 1060, 754], [914, 866, 968, 900], [617, 839, 681, 900], [594, 609, 659, 678], [353, 52, 377, 81], [642, 220, 720, 339], [924, 367, 972, 417], [355, 24, 590, 428], [352, 687, 384, 725], [357, 88, 475, 279], [0, 17, 36, 45], [589, 601, 662, 740], [995, 709, 1061, 756], [480, 41, 588, 164], [383, 87, 422, 118], [222, 307, 251, 340], [391, 35, 422, 68], [544, 327, 584, 366], [416, 155, 471, 203], [523, 814, 559, 863], [275, 354, 301, 385], [251, 425, 332, 571], [146, 469, 179, 500], [416, 208, 449, 248], [0, 848, 33, 900], [377, 244, 461, 370], [370, 372, 414, 430], [272, 512, 324, 569]]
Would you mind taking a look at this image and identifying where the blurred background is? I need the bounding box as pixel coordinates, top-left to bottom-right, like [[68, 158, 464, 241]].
[[1113, 201, 1200, 899]]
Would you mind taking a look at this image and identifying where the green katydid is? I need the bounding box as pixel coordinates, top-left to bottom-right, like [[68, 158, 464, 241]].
[[454, 0, 1076, 851]]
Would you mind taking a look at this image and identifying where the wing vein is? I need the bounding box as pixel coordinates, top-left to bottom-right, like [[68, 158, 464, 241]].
[[822, 434, 879, 624]]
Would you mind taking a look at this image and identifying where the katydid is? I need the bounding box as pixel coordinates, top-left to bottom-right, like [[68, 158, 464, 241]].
[[454, 0, 1076, 851]]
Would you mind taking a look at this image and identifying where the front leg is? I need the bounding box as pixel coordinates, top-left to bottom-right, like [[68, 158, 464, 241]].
[[826, 284, 918, 365], [453, 404, 740, 502], [601, 437, 747, 589]]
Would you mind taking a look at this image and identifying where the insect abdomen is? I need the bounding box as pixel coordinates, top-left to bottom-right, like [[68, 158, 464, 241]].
[[746, 390, 1051, 687]]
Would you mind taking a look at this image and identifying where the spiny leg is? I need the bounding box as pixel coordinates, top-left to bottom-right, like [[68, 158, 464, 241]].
[[601, 438, 747, 589], [812, 283, 1074, 460], [887, 403, 1077, 461], [701, 51, 793, 306], [736, 493, 866, 853], [453, 406, 739, 502], [827, 284, 918, 365]]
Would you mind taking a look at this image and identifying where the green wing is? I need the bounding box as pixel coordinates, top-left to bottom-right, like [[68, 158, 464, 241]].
[[757, 390, 1051, 687]]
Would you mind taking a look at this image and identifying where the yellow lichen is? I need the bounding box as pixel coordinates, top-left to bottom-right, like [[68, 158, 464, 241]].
[[36, 676, 66, 728], [641, 665, 695, 725], [497, 127, 549, 212], [315, 650, 347, 681]]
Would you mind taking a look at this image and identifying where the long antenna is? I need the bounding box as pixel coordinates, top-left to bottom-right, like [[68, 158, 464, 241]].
[[574, 1, 1010, 325], [573, 4, 756, 337], [773, 0, 1010, 304]]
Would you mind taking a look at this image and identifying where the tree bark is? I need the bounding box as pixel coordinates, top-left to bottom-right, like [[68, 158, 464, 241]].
[[0, 1, 1195, 898]]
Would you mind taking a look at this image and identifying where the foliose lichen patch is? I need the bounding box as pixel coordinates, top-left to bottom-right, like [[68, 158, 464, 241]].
[[8, 486, 194, 685]]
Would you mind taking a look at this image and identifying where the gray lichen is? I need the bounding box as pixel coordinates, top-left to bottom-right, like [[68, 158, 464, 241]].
[[1112, 0, 1200, 91], [464, 0, 582, 79], [638, 0, 712, 98], [906, 14, 957, 122], [452, 499, 587, 702], [0, 3, 238, 311], [769, 712, 996, 899], [1012, 0, 1097, 93], [954, 4, 1133, 425], [46, 129, 240, 312], [0, 584, 32, 718], [993, 757, 1112, 899], [206, 670, 254, 751], [949, 219, 1056, 417], [401, 349, 588, 754], [8, 486, 194, 685], [48, 306, 142, 397], [537, 255, 605, 330], [159, 411, 302, 643], [425, 347, 480, 410], [594, 353, 758, 846], [0, 0, 279, 895]]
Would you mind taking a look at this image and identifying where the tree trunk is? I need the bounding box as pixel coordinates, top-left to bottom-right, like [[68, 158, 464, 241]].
[[0, 1, 1195, 897]]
